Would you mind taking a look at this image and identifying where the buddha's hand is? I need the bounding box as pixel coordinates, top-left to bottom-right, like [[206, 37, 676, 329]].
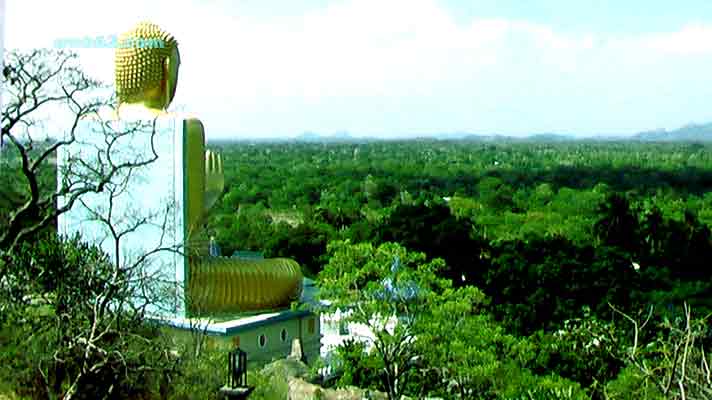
[[204, 149, 225, 212]]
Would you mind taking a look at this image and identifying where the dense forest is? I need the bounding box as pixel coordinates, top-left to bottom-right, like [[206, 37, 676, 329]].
[[208, 139, 712, 280], [2, 38, 711, 399], [3, 133, 712, 399], [200, 139, 712, 398]]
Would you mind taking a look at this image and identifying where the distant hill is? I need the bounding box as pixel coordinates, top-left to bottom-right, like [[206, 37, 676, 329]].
[[213, 122, 712, 143], [524, 133, 572, 142], [295, 131, 322, 142], [633, 123, 712, 142], [223, 131, 581, 143], [455, 133, 574, 142], [293, 131, 382, 143], [295, 131, 358, 143]]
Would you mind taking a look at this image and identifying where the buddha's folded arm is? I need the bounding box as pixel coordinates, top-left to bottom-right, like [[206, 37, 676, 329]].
[[187, 258, 303, 314]]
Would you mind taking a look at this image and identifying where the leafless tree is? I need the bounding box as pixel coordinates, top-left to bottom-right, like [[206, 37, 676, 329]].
[[1, 49, 137, 254], [606, 303, 712, 400], [54, 154, 183, 399], [185, 303, 215, 359], [1, 48, 185, 399]]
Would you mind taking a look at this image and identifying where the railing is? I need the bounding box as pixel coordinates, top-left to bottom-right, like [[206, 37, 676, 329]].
[[227, 348, 248, 388], [219, 347, 254, 398]]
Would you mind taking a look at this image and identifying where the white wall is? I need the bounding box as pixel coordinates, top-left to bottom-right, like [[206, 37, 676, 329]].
[[320, 309, 399, 357], [57, 116, 187, 317]]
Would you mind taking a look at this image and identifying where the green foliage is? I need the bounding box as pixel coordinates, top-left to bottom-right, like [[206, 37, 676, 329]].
[[248, 368, 290, 400], [0, 235, 177, 400], [1, 233, 112, 321], [376, 201, 488, 286], [0, 303, 177, 400], [333, 339, 383, 391], [266, 220, 335, 277], [317, 240, 448, 303], [604, 365, 666, 400], [494, 362, 589, 400], [317, 240, 451, 398], [318, 240, 598, 399], [506, 385, 588, 400], [593, 193, 639, 253], [417, 286, 508, 398], [166, 347, 224, 400], [484, 237, 640, 335], [6, 135, 712, 397], [526, 308, 625, 397]]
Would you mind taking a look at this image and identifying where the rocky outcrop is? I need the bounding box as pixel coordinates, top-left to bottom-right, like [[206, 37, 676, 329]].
[[260, 357, 389, 400], [261, 358, 311, 381], [287, 376, 388, 400]]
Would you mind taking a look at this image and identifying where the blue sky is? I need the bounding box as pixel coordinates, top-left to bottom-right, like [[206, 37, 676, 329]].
[[444, 0, 712, 34], [5, 0, 712, 139]]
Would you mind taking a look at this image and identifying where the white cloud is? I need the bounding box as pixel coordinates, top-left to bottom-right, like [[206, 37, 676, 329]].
[[644, 24, 712, 55], [5, 0, 712, 136]]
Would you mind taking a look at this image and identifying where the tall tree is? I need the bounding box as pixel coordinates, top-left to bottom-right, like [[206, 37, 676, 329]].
[[0, 49, 180, 400], [317, 240, 449, 399], [594, 193, 640, 254], [377, 202, 487, 286]]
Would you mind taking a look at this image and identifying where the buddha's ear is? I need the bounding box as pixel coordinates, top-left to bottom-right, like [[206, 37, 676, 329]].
[[162, 56, 171, 110]]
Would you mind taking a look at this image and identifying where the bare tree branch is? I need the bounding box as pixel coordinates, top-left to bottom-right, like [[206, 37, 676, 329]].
[[1, 48, 182, 400]]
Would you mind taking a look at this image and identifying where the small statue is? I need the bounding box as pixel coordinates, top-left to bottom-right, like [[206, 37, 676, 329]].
[[112, 21, 302, 315], [209, 236, 221, 257]]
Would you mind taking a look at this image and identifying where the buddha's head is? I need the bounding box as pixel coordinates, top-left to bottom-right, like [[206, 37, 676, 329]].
[[115, 21, 180, 112]]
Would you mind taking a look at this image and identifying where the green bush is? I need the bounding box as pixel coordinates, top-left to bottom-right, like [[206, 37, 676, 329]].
[[0, 235, 178, 400], [334, 339, 383, 391], [0, 318, 51, 399], [166, 346, 225, 400], [249, 366, 289, 400], [603, 365, 665, 400], [525, 308, 625, 395], [495, 362, 590, 400], [0, 309, 177, 400]]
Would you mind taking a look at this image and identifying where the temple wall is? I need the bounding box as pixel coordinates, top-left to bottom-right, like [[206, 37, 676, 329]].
[[166, 313, 322, 366], [56, 116, 187, 318]]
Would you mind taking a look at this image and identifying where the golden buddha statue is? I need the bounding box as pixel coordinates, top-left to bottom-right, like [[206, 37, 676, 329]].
[[114, 21, 302, 315]]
